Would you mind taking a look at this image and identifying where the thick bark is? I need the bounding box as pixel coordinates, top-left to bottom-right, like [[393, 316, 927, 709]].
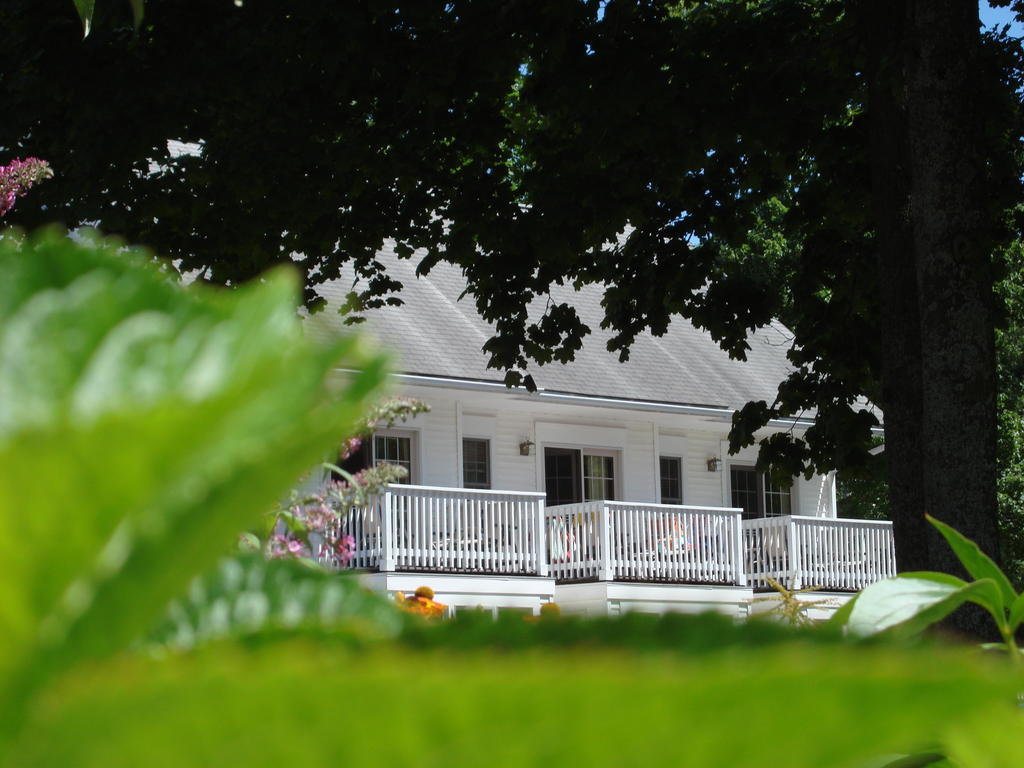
[[867, 2, 1002, 635], [905, 2, 1001, 591], [866, 0, 930, 572]]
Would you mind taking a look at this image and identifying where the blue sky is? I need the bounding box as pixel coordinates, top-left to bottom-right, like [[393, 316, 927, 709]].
[[980, 2, 1024, 35]]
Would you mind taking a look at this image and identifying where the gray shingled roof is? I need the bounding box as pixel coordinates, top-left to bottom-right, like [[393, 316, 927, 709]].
[[312, 244, 797, 411]]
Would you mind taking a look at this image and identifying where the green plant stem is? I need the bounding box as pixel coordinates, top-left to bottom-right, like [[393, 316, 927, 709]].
[[999, 625, 1022, 667]]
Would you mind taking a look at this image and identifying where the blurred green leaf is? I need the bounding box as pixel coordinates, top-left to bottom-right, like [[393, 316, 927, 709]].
[[928, 515, 1017, 610], [71, 0, 95, 36], [845, 575, 1004, 638], [128, 0, 143, 29], [859, 754, 949, 768], [4, 641, 1020, 768], [147, 554, 404, 649], [0, 228, 386, 737], [1008, 592, 1024, 632], [70, 0, 145, 36]]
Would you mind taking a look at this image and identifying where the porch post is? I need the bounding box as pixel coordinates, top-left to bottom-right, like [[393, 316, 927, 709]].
[[733, 512, 747, 587], [598, 502, 613, 581], [534, 497, 549, 577], [381, 489, 396, 572], [788, 517, 802, 590]]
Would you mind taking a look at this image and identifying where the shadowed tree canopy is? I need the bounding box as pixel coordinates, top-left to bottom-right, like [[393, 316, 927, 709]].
[[3, 0, 1024, 605]]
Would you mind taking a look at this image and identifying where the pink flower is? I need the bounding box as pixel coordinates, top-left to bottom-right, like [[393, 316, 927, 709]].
[[0, 158, 53, 217], [332, 534, 356, 565], [339, 436, 362, 461]]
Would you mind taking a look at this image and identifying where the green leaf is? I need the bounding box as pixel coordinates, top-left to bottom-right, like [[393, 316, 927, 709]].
[[977, 642, 1024, 653], [4, 641, 1020, 768], [1008, 591, 1024, 632], [146, 555, 404, 650], [71, 0, 95, 36], [855, 754, 949, 768], [0, 228, 387, 738], [845, 575, 1004, 638], [926, 515, 1017, 612], [128, 0, 144, 30], [898, 571, 1005, 626], [860, 753, 946, 765], [825, 592, 858, 629]]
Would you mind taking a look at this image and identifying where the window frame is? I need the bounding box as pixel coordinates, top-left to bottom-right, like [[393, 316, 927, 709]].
[[659, 455, 684, 505], [728, 463, 794, 519], [543, 445, 620, 505], [372, 428, 418, 485], [461, 436, 492, 490]]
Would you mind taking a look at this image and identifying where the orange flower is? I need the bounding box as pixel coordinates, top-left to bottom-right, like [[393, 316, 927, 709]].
[[396, 587, 446, 618]]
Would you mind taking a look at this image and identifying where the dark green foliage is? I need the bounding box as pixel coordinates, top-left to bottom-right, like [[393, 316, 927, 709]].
[[996, 242, 1024, 586], [399, 606, 841, 654], [5, 1, 1020, 490]]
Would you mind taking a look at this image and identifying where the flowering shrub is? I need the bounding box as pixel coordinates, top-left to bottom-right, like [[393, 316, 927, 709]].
[[261, 396, 430, 566], [0, 158, 53, 217]]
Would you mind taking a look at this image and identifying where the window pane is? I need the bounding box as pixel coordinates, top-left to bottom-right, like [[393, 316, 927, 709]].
[[763, 475, 792, 517], [545, 449, 581, 506], [583, 454, 614, 501], [730, 466, 760, 519], [374, 434, 412, 484], [463, 438, 490, 489], [660, 456, 682, 505]]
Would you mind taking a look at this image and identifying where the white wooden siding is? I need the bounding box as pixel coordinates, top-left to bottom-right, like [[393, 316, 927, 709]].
[[684, 433, 728, 508], [361, 382, 837, 516], [625, 423, 656, 502]]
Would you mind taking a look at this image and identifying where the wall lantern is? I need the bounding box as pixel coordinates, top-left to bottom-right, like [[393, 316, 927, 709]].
[[519, 439, 535, 456], [706, 457, 723, 473]]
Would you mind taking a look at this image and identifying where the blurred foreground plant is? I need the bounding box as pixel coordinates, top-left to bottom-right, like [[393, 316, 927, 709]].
[[0, 227, 387, 742], [832, 516, 1024, 662]]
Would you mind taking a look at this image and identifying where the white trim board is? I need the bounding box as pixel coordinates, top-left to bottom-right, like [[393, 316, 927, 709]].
[[534, 422, 627, 450]]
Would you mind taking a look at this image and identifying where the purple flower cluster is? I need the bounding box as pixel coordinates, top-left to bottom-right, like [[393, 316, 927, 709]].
[[267, 485, 363, 567], [0, 157, 53, 217]]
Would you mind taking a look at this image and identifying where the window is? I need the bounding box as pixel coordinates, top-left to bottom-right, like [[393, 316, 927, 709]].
[[462, 438, 491, 489], [659, 456, 683, 505], [544, 447, 617, 505], [583, 453, 615, 501], [729, 465, 792, 519], [373, 430, 414, 484], [544, 448, 580, 506]]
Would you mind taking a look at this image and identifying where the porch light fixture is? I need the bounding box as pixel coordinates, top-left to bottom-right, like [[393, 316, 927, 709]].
[[706, 457, 723, 472], [519, 439, 535, 456]]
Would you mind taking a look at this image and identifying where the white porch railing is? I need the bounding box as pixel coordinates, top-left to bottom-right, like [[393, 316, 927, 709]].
[[546, 501, 746, 586], [743, 516, 896, 591], [322, 484, 549, 577]]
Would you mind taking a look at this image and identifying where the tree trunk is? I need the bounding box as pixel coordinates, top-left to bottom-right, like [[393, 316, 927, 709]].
[[867, 1, 1002, 637], [905, 1, 1001, 595], [866, 0, 930, 572]]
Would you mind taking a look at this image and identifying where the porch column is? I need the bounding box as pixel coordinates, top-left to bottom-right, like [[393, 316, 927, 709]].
[[381, 489, 396, 572], [788, 517, 802, 590], [534, 497, 549, 577], [598, 503, 613, 581]]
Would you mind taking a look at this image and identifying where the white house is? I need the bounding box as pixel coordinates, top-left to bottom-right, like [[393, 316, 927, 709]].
[[308, 246, 894, 618]]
